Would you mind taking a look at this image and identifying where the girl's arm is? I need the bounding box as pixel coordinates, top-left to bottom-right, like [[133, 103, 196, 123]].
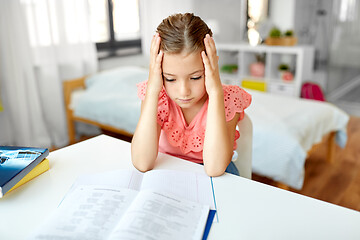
[[201, 34, 238, 176], [131, 99, 162, 172], [131, 33, 163, 172]]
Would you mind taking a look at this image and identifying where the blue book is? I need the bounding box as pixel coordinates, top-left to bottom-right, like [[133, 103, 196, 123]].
[[0, 146, 49, 198]]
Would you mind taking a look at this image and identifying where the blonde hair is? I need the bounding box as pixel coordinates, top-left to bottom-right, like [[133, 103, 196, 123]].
[[156, 13, 213, 54]]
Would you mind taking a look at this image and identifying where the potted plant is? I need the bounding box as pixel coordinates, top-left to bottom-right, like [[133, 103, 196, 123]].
[[278, 63, 293, 81], [220, 64, 238, 74], [278, 63, 289, 71], [250, 53, 265, 78], [265, 27, 283, 45], [265, 28, 298, 46], [284, 30, 294, 37], [282, 30, 297, 46]]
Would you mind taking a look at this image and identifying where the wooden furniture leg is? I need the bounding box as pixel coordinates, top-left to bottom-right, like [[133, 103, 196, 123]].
[[63, 77, 86, 145], [326, 132, 336, 163], [276, 182, 290, 191]]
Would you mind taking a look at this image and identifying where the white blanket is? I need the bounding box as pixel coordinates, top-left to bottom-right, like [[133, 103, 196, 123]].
[[73, 66, 147, 134], [245, 89, 349, 189], [72, 66, 350, 189]]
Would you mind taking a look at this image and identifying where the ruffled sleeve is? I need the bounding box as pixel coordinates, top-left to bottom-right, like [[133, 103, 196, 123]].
[[137, 81, 147, 101], [137, 81, 169, 126], [223, 85, 252, 122]]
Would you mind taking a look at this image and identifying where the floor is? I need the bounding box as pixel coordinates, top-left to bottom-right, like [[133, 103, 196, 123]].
[[252, 116, 360, 212]]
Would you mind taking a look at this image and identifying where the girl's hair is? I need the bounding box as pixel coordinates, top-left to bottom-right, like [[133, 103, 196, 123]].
[[156, 13, 213, 54]]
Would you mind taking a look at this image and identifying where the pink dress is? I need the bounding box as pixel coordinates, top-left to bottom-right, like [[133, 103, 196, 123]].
[[137, 81, 251, 164]]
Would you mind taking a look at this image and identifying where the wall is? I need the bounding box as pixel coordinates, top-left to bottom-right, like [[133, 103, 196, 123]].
[[269, 0, 295, 32], [139, 0, 245, 53], [139, 0, 193, 56], [99, 54, 149, 71], [192, 0, 243, 42]]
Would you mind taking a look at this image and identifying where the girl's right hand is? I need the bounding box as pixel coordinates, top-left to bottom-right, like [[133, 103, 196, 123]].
[[147, 33, 164, 96]]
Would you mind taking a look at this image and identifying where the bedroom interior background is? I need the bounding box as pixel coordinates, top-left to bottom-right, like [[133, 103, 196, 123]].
[[1, 0, 359, 147]]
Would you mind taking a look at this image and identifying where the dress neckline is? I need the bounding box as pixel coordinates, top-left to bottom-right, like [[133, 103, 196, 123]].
[[175, 98, 209, 129]]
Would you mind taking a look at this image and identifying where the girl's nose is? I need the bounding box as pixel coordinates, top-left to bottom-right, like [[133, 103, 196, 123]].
[[180, 80, 191, 96]]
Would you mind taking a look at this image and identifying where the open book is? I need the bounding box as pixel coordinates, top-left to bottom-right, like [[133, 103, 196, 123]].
[[28, 169, 217, 240]]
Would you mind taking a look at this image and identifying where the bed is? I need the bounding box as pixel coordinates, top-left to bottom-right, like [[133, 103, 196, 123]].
[[63, 66, 350, 190]]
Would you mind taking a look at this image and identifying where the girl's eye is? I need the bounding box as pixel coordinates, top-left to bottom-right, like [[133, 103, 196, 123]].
[[191, 76, 202, 80], [164, 77, 175, 82]]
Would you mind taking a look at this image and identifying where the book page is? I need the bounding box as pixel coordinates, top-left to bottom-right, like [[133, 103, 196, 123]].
[[108, 190, 209, 240], [28, 185, 138, 240], [140, 170, 215, 210], [72, 169, 143, 191], [70, 170, 215, 211]]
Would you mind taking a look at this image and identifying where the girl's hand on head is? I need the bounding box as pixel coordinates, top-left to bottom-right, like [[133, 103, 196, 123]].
[[201, 34, 222, 96], [147, 33, 164, 96]]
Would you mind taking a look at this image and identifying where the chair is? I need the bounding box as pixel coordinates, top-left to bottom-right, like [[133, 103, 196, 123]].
[[233, 113, 253, 179]]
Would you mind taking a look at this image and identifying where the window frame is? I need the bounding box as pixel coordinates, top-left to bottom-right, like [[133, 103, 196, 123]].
[[96, 0, 141, 57]]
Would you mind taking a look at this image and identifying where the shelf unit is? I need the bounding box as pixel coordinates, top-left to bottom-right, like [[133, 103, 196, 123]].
[[217, 43, 315, 97]]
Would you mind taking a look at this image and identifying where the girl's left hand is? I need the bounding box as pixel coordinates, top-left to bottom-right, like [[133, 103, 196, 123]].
[[201, 34, 222, 96]]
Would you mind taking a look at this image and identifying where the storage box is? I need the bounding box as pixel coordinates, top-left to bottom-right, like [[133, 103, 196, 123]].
[[268, 83, 295, 96]]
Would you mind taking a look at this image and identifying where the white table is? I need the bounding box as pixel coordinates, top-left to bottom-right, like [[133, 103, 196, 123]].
[[1, 135, 360, 240]]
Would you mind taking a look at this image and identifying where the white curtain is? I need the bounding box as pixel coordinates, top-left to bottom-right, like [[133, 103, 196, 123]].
[[330, 0, 360, 67], [0, 0, 98, 147], [326, 0, 360, 93]]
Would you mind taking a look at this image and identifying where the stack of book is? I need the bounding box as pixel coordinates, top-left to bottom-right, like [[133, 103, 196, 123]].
[[0, 146, 49, 198]]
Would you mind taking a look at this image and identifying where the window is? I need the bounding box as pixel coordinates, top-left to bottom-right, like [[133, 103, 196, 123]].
[[88, 0, 141, 58]]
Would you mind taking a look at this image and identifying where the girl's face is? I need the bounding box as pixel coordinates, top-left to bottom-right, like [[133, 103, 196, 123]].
[[162, 50, 207, 109]]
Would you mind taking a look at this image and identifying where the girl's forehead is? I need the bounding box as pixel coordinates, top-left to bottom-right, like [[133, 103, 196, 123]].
[[162, 51, 204, 75]]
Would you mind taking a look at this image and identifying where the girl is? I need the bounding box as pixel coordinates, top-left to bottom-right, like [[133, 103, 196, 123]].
[[131, 13, 251, 177]]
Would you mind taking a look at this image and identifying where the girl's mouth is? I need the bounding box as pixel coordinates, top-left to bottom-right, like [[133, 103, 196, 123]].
[[178, 98, 193, 103]]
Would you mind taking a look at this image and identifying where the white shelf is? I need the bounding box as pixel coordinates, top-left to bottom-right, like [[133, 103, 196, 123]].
[[217, 43, 315, 98]]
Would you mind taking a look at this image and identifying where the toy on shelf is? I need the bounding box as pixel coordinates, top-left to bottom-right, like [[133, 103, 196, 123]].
[[249, 53, 265, 78]]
